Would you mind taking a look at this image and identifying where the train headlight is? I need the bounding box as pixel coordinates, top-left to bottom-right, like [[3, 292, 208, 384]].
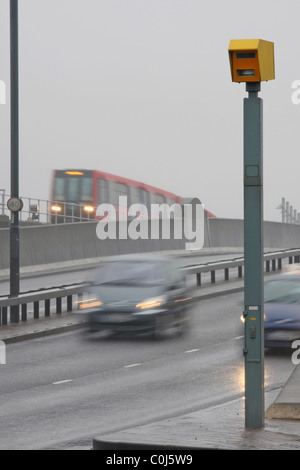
[[83, 205, 95, 213], [51, 205, 62, 212]]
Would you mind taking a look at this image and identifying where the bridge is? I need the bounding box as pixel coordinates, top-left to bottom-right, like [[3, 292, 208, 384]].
[[1, 202, 300, 321], [1, 192, 300, 273], [0, 189, 300, 449]]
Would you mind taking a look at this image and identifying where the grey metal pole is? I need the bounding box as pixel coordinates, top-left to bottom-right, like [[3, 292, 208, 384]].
[[282, 197, 285, 223], [286, 202, 289, 223], [10, 0, 20, 323], [243, 82, 264, 428]]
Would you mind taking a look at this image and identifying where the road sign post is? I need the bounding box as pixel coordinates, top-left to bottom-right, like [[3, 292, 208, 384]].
[[228, 39, 275, 428], [10, 0, 20, 323]]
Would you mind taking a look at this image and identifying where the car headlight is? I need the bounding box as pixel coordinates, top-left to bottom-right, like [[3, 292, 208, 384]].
[[136, 296, 167, 311], [77, 298, 103, 310]]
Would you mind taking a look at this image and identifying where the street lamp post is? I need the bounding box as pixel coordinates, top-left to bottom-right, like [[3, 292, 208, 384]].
[[228, 39, 275, 428], [10, 0, 20, 323]]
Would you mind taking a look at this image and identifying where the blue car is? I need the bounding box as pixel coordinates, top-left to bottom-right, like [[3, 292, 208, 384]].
[[79, 254, 193, 338], [264, 271, 300, 349]]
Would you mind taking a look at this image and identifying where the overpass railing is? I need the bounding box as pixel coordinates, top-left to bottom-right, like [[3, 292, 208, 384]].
[[1, 248, 300, 327], [183, 248, 300, 286], [0, 283, 89, 326], [0, 189, 96, 224]]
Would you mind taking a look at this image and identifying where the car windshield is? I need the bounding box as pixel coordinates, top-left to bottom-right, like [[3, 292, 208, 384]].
[[264, 279, 300, 303], [93, 261, 166, 287]]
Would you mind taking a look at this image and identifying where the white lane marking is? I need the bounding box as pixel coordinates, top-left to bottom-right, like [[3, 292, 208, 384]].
[[184, 349, 200, 354], [124, 363, 141, 368], [52, 379, 73, 385], [235, 335, 244, 340]]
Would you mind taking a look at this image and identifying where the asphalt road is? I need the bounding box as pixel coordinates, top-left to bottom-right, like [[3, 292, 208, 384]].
[[0, 291, 295, 450]]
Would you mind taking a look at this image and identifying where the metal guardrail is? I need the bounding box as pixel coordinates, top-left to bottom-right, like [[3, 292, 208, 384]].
[[184, 248, 300, 285], [0, 283, 89, 326], [1, 248, 300, 327], [0, 189, 96, 224]]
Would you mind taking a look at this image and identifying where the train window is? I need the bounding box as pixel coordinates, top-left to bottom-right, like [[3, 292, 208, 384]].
[[110, 182, 128, 206], [129, 186, 140, 206], [81, 177, 92, 202], [107, 182, 116, 206], [118, 183, 128, 196], [139, 190, 150, 210], [151, 193, 166, 205], [148, 192, 156, 206], [98, 179, 110, 204], [53, 177, 65, 201], [166, 197, 177, 206], [67, 177, 80, 202]]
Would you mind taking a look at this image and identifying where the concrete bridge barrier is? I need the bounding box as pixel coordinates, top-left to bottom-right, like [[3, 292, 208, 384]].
[[0, 217, 300, 272]]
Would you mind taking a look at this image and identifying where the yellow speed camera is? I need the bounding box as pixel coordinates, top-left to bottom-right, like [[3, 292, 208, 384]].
[[229, 39, 275, 83]]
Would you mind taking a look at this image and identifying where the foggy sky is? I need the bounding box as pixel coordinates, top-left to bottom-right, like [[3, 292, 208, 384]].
[[0, 0, 300, 221]]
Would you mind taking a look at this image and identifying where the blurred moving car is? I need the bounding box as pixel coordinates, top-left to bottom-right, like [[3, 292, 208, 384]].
[[78, 255, 193, 338], [264, 267, 300, 348]]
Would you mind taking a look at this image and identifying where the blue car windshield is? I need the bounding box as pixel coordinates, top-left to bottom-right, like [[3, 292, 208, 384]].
[[265, 279, 300, 303], [94, 261, 166, 287]]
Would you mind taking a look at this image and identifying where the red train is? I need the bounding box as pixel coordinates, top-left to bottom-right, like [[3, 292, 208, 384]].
[[50, 169, 215, 222]]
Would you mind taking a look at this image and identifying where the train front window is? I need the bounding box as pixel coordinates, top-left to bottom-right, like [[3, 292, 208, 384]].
[[54, 174, 93, 203], [53, 177, 65, 201], [81, 177, 92, 202], [67, 178, 80, 202]]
